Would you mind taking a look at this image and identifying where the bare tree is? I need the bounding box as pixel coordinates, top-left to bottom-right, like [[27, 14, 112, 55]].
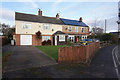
[[90, 18, 104, 35]]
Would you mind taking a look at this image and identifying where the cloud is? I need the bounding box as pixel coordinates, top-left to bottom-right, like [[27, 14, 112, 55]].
[[85, 16, 118, 33], [0, 7, 15, 20], [29, 0, 38, 9], [51, 0, 63, 13], [0, 7, 15, 26], [17, 0, 38, 9], [89, 3, 117, 19], [2, 0, 120, 2]]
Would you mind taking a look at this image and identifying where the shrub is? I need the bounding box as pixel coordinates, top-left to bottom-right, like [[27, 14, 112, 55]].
[[42, 40, 51, 45], [112, 35, 119, 44], [46, 39, 51, 45], [42, 40, 47, 45], [36, 31, 41, 39]]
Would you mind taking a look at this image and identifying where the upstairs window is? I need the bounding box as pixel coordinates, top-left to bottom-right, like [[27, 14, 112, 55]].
[[68, 26, 72, 32], [81, 28, 84, 32], [43, 24, 50, 30], [22, 23, 32, 29], [75, 27, 78, 32]]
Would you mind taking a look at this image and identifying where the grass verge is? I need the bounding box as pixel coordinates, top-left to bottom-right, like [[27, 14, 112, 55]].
[[2, 52, 12, 69]]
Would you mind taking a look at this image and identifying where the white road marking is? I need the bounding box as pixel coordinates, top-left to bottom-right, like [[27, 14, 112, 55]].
[[112, 46, 120, 80], [115, 46, 120, 65]]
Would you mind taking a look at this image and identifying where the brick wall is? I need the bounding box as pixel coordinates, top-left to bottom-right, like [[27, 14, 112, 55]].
[[58, 42, 100, 63], [15, 34, 53, 46], [62, 25, 89, 35], [16, 34, 20, 46], [32, 35, 42, 45]]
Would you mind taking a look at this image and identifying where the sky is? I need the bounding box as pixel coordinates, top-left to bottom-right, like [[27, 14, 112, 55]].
[[0, 1, 119, 33]]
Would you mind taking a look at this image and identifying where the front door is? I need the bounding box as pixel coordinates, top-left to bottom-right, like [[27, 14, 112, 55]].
[[55, 36, 57, 46]]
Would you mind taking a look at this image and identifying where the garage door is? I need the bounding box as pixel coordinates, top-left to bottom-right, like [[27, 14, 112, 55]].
[[20, 35, 32, 45]]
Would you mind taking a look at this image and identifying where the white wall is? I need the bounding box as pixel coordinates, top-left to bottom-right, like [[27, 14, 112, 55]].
[[15, 20, 63, 35]]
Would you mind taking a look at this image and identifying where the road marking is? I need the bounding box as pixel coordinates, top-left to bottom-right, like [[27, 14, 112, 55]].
[[115, 46, 120, 65], [112, 46, 120, 80]]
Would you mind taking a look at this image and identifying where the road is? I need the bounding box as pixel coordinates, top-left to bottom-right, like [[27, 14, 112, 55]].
[[112, 45, 120, 79]]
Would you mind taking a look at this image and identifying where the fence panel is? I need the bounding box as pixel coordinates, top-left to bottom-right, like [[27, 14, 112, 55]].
[[58, 42, 100, 63]]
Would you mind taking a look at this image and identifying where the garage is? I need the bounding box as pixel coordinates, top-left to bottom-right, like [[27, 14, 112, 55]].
[[20, 35, 32, 45]]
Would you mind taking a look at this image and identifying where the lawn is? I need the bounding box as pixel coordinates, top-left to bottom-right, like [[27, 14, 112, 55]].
[[2, 52, 12, 69], [35, 45, 67, 60]]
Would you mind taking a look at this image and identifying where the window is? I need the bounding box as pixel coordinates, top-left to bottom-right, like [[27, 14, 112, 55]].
[[68, 26, 72, 32], [43, 24, 50, 30], [59, 35, 65, 41], [22, 23, 32, 29], [69, 37, 74, 42], [42, 36, 50, 41], [81, 28, 84, 32], [75, 27, 78, 32]]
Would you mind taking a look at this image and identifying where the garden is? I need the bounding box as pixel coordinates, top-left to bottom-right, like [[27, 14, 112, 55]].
[[35, 45, 68, 61]]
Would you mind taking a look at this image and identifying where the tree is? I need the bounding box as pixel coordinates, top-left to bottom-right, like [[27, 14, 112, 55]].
[[101, 33, 112, 42], [90, 18, 104, 35]]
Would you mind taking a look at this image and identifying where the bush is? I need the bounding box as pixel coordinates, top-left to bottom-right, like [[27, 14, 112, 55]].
[[42, 40, 51, 45], [112, 35, 119, 44], [42, 40, 47, 45], [46, 39, 51, 45], [36, 31, 41, 39]]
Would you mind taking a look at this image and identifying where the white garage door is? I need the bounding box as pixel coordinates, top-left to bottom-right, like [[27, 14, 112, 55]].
[[20, 35, 32, 45]]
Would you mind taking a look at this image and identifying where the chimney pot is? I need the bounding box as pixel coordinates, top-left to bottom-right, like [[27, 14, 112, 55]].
[[38, 9, 42, 16], [79, 17, 82, 22], [56, 13, 59, 19]]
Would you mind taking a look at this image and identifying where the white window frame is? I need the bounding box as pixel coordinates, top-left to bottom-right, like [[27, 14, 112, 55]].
[[68, 26, 72, 32], [81, 27, 84, 32], [22, 23, 32, 29], [68, 35, 74, 42], [75, 27, 78, 32], [59, 35, 65, 41], [42, 36, 51, 41], [43, 24, 50, 30]]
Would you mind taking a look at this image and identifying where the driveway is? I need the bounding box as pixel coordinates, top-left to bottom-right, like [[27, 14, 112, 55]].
[[3, 45, 56, 73]]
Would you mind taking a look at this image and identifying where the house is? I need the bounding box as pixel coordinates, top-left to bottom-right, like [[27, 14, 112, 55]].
[[15, 9, 89, 46], [92, 27, 103, 35]]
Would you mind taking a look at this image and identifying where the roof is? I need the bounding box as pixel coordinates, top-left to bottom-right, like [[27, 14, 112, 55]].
[[15, 12, 88, 27], [110, 32, 120, 35], [60, 18, 88, 27], [15, 12, 64, 25], [53, 31, 66, 35]]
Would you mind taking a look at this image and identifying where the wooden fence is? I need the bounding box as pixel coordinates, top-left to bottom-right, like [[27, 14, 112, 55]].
[[58, 42, 100, 63], [0, 36, 7, 46]]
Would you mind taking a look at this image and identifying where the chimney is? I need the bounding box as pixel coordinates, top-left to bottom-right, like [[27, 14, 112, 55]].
[[79, 17, 82, 22], [56, 13, 59, 19], [38, 9, 42, 16]]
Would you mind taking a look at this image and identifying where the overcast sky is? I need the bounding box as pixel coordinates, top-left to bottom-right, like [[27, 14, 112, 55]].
[[0, 1, 119, 33]]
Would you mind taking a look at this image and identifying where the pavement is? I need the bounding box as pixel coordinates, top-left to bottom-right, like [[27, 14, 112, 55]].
[[2, 45, 56, 73], [2, 44, 120, 78]]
